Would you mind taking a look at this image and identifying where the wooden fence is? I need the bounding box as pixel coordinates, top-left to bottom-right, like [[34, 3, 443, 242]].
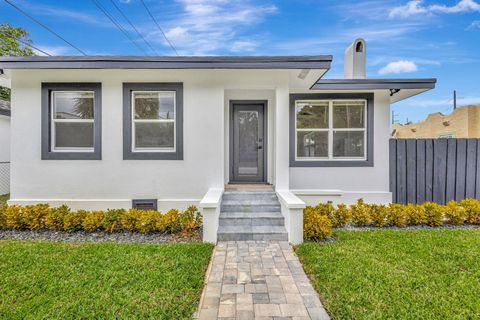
[[390, 139, 480, 204]]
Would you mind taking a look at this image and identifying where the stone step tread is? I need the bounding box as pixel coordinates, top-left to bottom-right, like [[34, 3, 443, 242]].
[[221, 200, 281, 205], [217, 225, 287, 234], [219, 212, 284, 218]]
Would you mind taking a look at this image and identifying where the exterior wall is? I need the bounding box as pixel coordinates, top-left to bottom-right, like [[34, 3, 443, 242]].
[[0, 114, 10, 194], [9, 69, 288, 210], [393, 105, 480, 138], [289, 90, 392, 204]]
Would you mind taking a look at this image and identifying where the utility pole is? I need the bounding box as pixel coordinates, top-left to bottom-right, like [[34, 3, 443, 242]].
[[391, 110, 398, 124], [453, 90, 457, 110]]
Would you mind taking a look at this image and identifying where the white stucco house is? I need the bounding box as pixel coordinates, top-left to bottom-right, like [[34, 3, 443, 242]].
[[0, 39, 435, 243]]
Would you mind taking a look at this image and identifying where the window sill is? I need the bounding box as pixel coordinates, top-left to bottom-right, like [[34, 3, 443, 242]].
[[123, 150, 183, 160], [42, 151, 102, 160], [290, 159, 373, 167]]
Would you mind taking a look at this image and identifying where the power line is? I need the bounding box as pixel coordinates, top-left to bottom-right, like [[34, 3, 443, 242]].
[[91, 0, 148, 55], [4, 0, 87, 55], [109, 0, 159, 55], [0, 30, 52, 56], [139, 0, 178, 56]]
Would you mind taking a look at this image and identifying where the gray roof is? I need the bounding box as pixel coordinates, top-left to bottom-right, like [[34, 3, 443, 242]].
[[0, 55, 332, 70], [311, 78, 437, 90], [0, 100, 10, 116]]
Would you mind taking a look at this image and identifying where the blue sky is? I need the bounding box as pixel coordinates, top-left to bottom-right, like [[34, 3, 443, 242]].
[[2, 0, 480, 123]]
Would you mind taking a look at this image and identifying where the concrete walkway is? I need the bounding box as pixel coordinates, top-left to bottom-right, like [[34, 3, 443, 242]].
[[196, 241, 330, 320]]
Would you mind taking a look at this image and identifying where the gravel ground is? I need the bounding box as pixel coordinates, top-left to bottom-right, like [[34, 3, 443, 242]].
[[0, 230, 201, 244]]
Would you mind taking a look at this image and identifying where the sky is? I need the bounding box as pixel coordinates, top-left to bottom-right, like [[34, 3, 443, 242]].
[[1, 0, 480, 123]]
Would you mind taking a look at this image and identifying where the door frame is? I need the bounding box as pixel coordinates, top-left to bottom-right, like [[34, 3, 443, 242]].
[[229, 100, 268, 184]]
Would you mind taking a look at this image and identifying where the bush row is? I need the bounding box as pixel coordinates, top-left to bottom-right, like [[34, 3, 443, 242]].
[[0, 204, 202, 236], [304, 198, 480, 240]]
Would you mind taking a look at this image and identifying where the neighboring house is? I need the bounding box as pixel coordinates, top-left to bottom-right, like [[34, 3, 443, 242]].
[[392, 105, 480, 139], [0, 39, 436, 242], [0, 100, 10, 195]]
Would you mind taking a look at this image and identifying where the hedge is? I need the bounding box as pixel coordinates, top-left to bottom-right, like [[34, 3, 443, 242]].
[[0, 204, 202, 236], [304, 199, 480, 240]]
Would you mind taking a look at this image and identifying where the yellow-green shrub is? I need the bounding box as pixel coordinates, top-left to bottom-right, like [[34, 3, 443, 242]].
[[460, 198, 480, 225], [370, 204, 387, 227], [405, 204, 427, 225], [422, 202, 444, 227], [386, 203, 408, 227], [121, 209, 142, 232], [23, 204, 50, 230], [158, 209, 182, 234], [333, 204, 351, 228], [0, 204, 6, 228], [103, 209, 125, 233], [45, 205, 70, 231], [64, 210, 87, 232], [179, 206, 202, 235], [350, 199, 371, 226], [136, 210, 162, 233], [304, 207, 333, 240], [4, 205, 27, 229], [444, 201, 466, 225], [82, 211, 105, 232]]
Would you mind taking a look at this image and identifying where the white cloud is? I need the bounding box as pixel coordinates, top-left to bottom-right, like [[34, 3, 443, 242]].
[[147, 0, 277, 55], [389, 0, 480, 18], [378, 60, 418, 74], [34, 45, 75, 56], [468, 20, 480, 28]]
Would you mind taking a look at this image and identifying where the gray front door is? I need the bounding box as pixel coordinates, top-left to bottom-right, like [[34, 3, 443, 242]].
[[231, 102, 266, 183]]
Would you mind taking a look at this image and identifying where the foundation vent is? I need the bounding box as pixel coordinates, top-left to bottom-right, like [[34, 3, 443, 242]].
[[132, 199, 158, 211]]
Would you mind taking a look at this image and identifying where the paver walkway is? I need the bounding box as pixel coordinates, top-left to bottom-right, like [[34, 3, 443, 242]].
[[196, 241, 330, 320]]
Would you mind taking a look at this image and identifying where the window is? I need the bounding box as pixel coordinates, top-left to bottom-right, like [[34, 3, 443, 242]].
[[41, 83, 102, 160], [290, 93, 373, 167], [123, 83, 183, 160]]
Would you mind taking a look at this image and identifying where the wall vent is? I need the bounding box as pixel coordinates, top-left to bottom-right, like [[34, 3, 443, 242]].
[[132, 199, 158, 211]]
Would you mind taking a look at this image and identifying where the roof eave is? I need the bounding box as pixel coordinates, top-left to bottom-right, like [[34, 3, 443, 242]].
[[311, 78, 437, 90]]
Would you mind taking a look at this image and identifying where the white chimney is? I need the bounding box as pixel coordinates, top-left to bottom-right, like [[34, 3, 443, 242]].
[[344, 38, 366, 79]]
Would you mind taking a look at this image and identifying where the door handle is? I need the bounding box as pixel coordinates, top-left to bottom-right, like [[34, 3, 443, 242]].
[[258, 146, 263, 150]]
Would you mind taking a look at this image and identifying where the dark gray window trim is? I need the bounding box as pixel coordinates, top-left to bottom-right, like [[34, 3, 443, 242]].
[[123, 82, 183, 160], [289, 93, 374, 167], [41, 83, 102, 160]]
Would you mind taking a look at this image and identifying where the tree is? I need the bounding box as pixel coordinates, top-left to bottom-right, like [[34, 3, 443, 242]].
[[0, 24, 36, 101]]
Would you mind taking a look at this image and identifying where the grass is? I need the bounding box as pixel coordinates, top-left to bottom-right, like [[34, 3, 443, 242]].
[[0, 193, 8, 205], [296, 229, 480, 320], [0, 241, 213, 319]]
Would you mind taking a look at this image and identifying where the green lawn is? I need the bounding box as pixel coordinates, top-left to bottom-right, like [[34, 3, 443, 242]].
[[0, 241, 213, 319], [296, 229, 480, 320], [0, 193, 8, 205]]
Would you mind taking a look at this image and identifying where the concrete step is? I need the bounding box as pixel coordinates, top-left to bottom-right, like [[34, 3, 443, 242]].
[[219, 214, 285, 227], [220, 204, 281, 213], [222, 191, 278, 202], [217, 225, 288, 241]]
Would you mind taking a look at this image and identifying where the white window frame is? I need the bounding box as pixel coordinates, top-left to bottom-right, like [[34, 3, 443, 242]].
[[51, 91, 95, 153], [131, 90, 176, 153], [295, 99, 367, 161]]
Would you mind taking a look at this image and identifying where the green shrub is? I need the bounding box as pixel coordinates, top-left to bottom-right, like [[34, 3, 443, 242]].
[[422, 202, 444, 227], [370, 204, 388, 227], [0, 204, 6, 229], [82, 211, 105, 232], [460, 199, 480, 225], [303, 207, 333, 240], [444, 201, 466, 225], [405, 204, 427, 226], [103, 209, 125, 233], [333, 204, 351, 228], [46, 205, 70, 231], [179, 206, 202, 235], [350, 199, 371, 226], [386, 203, 408, 227], [64, 210, 87, 232]]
